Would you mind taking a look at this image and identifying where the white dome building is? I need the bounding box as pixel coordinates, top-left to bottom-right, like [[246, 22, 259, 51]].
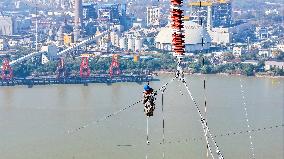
[[155, 21, 211, 52]]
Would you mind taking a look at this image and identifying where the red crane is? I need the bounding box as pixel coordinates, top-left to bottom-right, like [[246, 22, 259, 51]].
[[80, 56, 90, 78], [1, 58, 13, 80], [56, 57, 66, 78], [109, 54, 120, 77]]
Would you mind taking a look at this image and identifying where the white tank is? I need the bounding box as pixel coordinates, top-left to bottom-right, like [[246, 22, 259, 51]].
[[127, 38, 135, 51], [134, 38, 143, 51], [119, 37, 127, 49]]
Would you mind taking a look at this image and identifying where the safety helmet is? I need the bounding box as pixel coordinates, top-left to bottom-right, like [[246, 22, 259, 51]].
[[144, 85, 151, 91]]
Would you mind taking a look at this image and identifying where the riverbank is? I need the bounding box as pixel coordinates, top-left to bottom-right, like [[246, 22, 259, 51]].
[[153, 71, 284, 79]]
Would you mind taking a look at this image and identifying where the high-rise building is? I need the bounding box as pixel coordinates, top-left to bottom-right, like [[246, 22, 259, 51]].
[[97, 4, 120, 23], [146, 6, 160, 26], [82, 3, 97, 20], [188, 0, 232, 28], [212, 1, 232, 28]]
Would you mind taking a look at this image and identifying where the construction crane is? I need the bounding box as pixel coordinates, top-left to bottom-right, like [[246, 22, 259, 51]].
[[188, 0, 231, 6]]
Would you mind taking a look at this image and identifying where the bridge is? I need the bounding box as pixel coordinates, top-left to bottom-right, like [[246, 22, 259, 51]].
[[8, 31, 107, 67], [0, 31, 154, 84]]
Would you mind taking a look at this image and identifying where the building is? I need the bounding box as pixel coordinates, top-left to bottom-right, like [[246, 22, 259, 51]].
[[41, 44, 58, 61], [188, 0, 232, 28], [265, 61, 284, 71], [255, 27, 269, 40], [146, 6, 160, 26], [211, 1, 233, 28], [258, 49, 271, 57], [63, 33, 74, 46], [209, 27, 232, 45], [155, 21, 211, 52], [0, 16, 17, 36], [233, 46, 244, 57], [188, 2, 209, 27], [82, 3, 97, 20], [276, 44, 284, 52], [97, 4, 120, 22], [188, 1, 233, 45], [110, 31, 120, 47], [0, 38, 8, 51], [242, 60, 258, 66]]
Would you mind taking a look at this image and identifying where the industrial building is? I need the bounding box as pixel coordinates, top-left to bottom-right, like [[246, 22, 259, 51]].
[[265, 61, 284, 71], [155, 21, 211, 52], [188, 0, 233, 45], [0, 16, 17, 36]]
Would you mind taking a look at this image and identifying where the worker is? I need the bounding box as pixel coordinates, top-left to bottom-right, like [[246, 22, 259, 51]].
[[143, 84, 157, 117]]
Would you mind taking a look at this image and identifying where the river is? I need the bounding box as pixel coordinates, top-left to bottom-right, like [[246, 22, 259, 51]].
[[0, 75, 283, 159]]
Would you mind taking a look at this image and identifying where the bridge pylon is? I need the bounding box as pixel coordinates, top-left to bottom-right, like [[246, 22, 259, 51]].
[[1, 58, 13, 80]]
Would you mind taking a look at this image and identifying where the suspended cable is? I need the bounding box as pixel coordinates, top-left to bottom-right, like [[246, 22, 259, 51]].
[[117, 123, 283, 146], [202, 57, 210, 158], [161, 87, 166, 159], [239, 78, 256, 159], [182, 79, 224, 159], [161, 123, 284, 145], [67, 99, 143, 134]]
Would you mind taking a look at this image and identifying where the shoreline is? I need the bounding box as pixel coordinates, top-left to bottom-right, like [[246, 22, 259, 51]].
[[153, 71, 284, 79]]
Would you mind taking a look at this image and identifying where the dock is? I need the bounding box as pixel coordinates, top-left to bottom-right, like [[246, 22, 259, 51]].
[[0, 74, 157, 87]]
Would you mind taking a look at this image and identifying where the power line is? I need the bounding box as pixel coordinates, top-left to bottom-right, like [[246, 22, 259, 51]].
[[239, 78, 256, 159], [66, 99, 143, 134], [182, 78, 224, 158], [156, 123, 284, 146]]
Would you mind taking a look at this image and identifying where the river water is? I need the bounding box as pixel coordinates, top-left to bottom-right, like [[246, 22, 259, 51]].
[[0, 75, 283, 159]]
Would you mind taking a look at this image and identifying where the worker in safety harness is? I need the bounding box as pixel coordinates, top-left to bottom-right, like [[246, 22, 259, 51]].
[[143, 84, 157, 117]]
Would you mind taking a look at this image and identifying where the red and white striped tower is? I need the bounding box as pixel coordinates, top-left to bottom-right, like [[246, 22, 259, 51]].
[[109, 54, 120, 77], [1, 58, 13, 80], [80, 56, 90, 78], [171, 0, 185, 79]]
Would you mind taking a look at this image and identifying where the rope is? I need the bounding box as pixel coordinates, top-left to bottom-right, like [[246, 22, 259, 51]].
[[182, 79, 223, 159], [239, 78, 256, 159], [67, 77, 176, 134]]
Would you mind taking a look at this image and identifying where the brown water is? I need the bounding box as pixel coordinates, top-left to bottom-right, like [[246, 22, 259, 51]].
[[0, 75, 283, 159]]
